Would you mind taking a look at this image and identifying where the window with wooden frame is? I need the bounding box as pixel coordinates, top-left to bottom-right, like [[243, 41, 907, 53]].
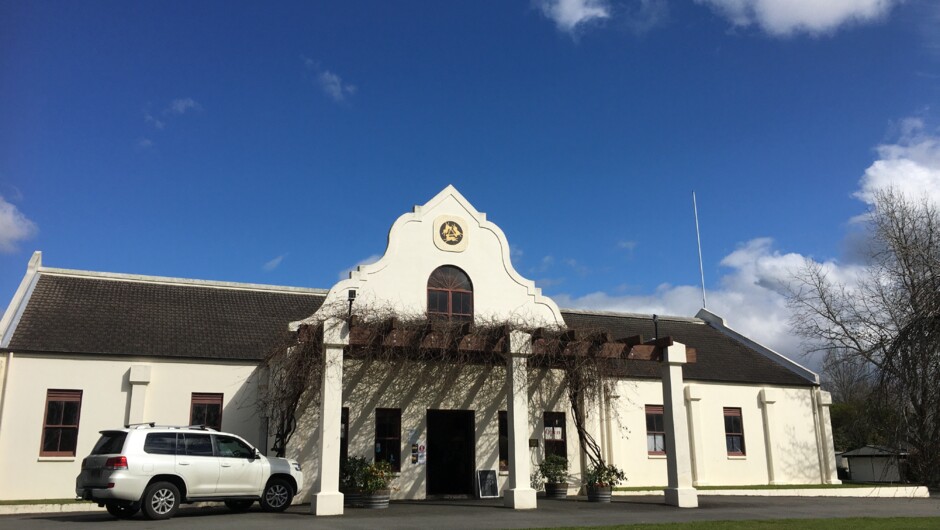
[[375, 408, 401, 472], [427, 265, 473, 321], [645, 405, 666, 455], [40, 389, 82, 456], [543, 411, 567, 460], [190, 393, 223, 431], [724, 407, 746, 455]]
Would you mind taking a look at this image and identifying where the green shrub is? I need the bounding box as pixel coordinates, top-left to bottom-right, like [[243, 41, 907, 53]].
[[537, 454, 570, 484]]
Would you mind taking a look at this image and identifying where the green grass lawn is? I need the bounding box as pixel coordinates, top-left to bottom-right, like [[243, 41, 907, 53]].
[[614, 483, 892, 492], [530, 517, 940, 530]]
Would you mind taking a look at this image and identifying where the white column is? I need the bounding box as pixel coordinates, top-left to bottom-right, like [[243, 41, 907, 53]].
[[816, 390, 841, 484], [504, 331, 537, 509], [311, 318, 347, 516], [126, 365, 151, 425], [662, 342, 698, 508], [760, 388, 779, 485], [684, 384, 706, 487]]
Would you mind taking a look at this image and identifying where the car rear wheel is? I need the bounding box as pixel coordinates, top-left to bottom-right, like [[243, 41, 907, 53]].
[[105, 501, 139, 519], [224, 499, 254, 512], [260, 478, 293, 512], [141, 481, 180, 520]]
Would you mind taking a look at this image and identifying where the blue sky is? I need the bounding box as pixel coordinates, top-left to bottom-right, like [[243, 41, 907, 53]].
[[3, 1, 940, 368]]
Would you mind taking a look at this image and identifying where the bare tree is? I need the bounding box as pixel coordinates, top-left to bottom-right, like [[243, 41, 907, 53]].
[[789, 189, 940, 485]]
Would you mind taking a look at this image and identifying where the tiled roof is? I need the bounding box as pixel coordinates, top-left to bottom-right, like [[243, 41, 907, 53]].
[[561, 310, 814, 387], [6, 271, 812, 386], [7, 273, 325, 361]]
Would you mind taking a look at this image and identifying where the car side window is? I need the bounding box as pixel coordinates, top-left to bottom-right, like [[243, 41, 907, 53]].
[[144, 433, 178, 455], [215, 435, 254, 458], [180, 433, 214, 456]]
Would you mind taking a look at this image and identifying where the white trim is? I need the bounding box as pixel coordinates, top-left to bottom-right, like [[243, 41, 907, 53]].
[[38, 267, 328, 296], [561, 308, 703, 324], [696, 308, 819, 384], [0, 251, 43, 348]]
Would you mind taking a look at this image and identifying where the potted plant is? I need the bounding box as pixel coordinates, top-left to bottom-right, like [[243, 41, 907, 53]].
[[584, 461, 626, 503], [537, 454, 570, 499], [360, 460, 393, 509], [340, 456, 368, 507]]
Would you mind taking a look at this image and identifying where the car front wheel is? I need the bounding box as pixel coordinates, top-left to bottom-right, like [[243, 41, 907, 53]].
[[260, 478, 293, 512], [105, 501, 139, 519], [141, 481, 180, 520]]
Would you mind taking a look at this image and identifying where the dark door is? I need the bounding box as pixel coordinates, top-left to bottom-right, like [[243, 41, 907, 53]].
[[426, 409, 475, 496]]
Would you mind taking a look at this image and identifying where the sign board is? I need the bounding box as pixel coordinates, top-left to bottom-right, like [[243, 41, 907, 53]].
[[476, 470, 499, 498]]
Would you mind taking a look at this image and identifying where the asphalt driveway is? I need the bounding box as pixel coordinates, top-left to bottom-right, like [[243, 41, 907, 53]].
[[2, 495, 938, 530]]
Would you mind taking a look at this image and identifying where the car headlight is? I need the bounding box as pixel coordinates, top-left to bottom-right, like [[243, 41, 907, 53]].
[[292, 462, 302, 472]]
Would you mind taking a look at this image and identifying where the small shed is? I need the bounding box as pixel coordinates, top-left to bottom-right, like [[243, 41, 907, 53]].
[[841, 445, 908, 483]]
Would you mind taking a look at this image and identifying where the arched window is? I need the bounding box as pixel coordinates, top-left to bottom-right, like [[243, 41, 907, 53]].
[[427, 265, 473, 321]]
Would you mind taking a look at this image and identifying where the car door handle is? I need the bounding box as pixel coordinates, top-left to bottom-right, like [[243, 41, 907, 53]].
[[221, 463, 232, 467], [178, 462, 190, 466]]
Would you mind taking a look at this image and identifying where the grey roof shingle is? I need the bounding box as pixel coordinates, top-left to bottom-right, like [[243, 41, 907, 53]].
[[561, 310, 814, 387], [7, 272, 812, 386], [7, 273, 325, 360]]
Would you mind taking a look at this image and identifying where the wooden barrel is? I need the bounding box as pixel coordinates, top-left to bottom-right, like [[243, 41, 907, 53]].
[[587, 486, 612, 503], [361, 489, 390, 509], [544, 483, 569, 499]]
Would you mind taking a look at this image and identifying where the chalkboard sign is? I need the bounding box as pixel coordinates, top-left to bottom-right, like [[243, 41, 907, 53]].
[[476, 469, 499, 498]]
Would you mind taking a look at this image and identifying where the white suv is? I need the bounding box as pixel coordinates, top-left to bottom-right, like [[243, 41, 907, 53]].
[[75, 424, 303, 520]]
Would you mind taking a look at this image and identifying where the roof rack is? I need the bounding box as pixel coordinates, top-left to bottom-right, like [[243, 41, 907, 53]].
[[123, 423, 217, 431]]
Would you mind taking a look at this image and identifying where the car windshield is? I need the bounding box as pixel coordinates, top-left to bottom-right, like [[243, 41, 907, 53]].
[[90, 431, 127, 455]]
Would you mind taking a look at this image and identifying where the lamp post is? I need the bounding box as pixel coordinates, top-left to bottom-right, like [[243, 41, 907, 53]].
[[347, 289, 356, 317]]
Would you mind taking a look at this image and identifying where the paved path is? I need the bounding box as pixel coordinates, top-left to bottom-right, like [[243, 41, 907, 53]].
[[2, 495, 938, 529]]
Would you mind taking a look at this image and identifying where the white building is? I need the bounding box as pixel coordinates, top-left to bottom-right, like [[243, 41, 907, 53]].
[[0, 186, 838, 510]]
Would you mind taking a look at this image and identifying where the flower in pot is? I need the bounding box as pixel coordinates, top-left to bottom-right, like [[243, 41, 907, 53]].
[[537, 454, 570, 499], [584, 462, 626, 503], [360, 460, 393, 509], [340, 456, 368, 507]]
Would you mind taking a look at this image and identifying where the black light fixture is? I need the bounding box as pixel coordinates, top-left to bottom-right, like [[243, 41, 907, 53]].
[[347, 289, 357, 317]]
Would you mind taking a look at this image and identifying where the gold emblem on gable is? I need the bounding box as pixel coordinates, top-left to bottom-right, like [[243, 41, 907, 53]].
[[439, 221, 463, 245]]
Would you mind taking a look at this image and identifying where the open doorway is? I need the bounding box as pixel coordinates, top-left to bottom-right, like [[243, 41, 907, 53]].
[[426, 409, 475, 496]]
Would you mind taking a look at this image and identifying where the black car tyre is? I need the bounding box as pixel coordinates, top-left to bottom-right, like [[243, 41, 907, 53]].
[[224, 499, 254, 512], [106, 501, 139, 519], [141, 481, 180, 520], [260, 478, 293, 512]]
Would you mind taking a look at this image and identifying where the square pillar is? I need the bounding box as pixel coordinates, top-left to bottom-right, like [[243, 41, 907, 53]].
[[816, 390, 841, 484], [662, 342, 698, 508], [684, 384, 706, 487], [759, 388, 779, 485], [504, 331, 537, 510], [311, 318, 347, 516], [126, 365, 151, 426]]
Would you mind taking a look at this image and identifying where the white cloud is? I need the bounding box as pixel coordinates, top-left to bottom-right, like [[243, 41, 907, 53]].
[[338, 254, 382, 280], [554, 117, 940, 372], [617, 240, 637, 251], [318, 71, 357, 102], [855, 117, 940, 207], [0, 195, 39, 253], [136, 138, 154, 149], [697, 0, 898, 36], [167, 98, 201, 115], [537, 0, 611, 33], [263, 254, 286, 272], [144, 112, 165, 130]]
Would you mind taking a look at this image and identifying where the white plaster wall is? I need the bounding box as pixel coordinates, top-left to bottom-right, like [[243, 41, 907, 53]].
[[0, 354, 262, 500], [288, 360, 578, 502], [304, 186, 564, 328], [608, 380, 823, 487]]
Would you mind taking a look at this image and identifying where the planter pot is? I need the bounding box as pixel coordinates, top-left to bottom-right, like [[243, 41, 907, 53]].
[[343, 491, 362, 508], [360, 489, 390, 509], [587, 486, 612, 503], [544, 482, 569, 499]]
